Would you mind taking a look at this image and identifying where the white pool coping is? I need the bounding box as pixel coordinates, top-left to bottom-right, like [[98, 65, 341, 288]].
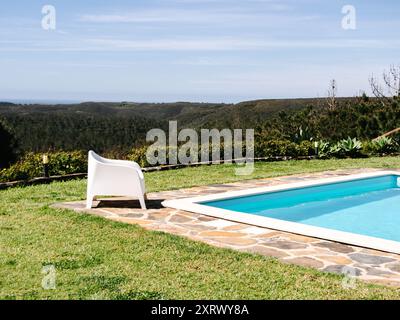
[[162, 170, 400, 254]]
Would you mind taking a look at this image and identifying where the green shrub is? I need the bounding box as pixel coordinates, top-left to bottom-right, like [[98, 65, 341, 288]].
[[127, 146, 151, 167], [256, 140, 299, 158], [285, 142, 301, 157], [129, 142, 255, 167], [298, 140, 316, 156], [256, 140, 286, 157], [128, 145, 182, 167], [362, 140, 375, 155], [49, 151, 87, 175], [0, 118, 17, 168], [0, 151, 87, 183], [331, 137, 363, 158]]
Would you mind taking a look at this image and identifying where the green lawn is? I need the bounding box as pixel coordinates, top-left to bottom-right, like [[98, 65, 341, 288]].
[[1, 157, 400, 299]]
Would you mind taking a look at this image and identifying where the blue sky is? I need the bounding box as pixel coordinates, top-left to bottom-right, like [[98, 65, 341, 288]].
[[0, 0, 399, 103]]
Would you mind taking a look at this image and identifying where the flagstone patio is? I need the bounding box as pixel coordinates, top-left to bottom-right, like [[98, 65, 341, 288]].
[[54, 168, 400, 287]]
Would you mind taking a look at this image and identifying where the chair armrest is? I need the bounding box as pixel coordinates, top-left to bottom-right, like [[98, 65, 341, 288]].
[[94, 160, 144, 180], [109, 159, 142, 172]]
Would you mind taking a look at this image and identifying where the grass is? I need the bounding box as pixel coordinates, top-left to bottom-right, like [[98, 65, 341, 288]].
[[145, 156, 400, 192], [1, 157, 400, 299]]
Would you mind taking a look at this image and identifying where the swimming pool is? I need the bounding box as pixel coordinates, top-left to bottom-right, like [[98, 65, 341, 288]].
[[162, 171, 400, 254]]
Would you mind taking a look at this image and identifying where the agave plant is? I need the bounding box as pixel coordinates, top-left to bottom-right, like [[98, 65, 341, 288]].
[[372, 137, 398, 154], [292, 126, 314, 143], [329, 143, 343, 157], [336, 137, 363, 157], [315, 140, 330, 158]]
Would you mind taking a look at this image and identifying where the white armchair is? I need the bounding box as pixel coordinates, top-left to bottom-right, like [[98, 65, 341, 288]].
[[86, 151, 147, 209]]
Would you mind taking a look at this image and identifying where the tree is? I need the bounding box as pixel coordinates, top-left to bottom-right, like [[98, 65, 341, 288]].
[[370, 65, 400, 106], [326, 79, 338, 111], [0, 118, 17, 168]]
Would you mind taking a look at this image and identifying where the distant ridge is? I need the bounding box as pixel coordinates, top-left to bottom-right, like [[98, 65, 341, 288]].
[[1, 99, 81, 105], [0, 97, 358, 129]]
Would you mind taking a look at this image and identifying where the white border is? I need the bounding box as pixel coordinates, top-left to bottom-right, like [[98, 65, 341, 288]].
[[162, 171, 400, 254]]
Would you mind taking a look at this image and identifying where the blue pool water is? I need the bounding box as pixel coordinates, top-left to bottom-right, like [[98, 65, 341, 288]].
[[203, 175, 400, 242]]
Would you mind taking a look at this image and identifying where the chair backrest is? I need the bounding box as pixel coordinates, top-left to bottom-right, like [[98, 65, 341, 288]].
[[89, 150, 118, 165], [88, 150, 105, 164]]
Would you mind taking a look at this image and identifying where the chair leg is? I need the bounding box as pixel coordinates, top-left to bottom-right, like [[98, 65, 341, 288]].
[[139, 194, 147, 210], [86, 194, 95, 209]]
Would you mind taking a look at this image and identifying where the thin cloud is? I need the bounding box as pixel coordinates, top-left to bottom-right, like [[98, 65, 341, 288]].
[[85, 37, 391, 51], [78, 6, 296, 24], [0, 37, 394, 52]]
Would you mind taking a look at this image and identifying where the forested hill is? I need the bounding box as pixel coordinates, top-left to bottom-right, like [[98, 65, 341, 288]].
[[0, 97, 329, 126], [0, 97, 362, 154], [0, 102, 165, 153]]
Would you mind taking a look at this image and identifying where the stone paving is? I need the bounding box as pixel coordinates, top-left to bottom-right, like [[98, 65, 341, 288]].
[[54, 168, 400, 287]]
